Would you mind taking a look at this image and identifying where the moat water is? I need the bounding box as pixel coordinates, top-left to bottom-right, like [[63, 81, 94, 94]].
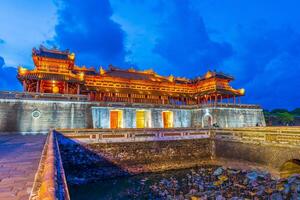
[[68, 166, 300, 200]]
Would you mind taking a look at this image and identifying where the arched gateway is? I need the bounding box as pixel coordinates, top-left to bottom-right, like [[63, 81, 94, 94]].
[[280, 159, 300, 178], [202, 114, 213, 128]]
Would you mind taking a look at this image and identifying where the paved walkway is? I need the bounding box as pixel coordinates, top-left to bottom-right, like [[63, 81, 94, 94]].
[[0, 134, 46, 200]]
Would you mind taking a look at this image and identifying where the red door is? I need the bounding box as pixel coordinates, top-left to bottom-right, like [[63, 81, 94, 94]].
[[110, 111, 119, 128]]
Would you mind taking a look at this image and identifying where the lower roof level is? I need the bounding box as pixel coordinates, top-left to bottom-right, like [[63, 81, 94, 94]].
[[0, 91, 261, 109]]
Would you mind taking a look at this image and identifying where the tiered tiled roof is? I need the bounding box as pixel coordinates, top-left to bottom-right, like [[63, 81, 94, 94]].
[[17, 46, 245, 103], [32, 45, 71, 60]]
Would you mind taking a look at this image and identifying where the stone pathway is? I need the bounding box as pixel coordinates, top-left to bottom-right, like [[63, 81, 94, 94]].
[[0, 134, 46, 200]]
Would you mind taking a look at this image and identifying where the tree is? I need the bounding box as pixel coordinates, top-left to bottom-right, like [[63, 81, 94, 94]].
[[277, 112, 294, 125], [291, 108, 300, 116], [271, 109, 289, 114]]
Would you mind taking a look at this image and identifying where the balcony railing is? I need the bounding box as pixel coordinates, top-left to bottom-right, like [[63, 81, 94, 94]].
[[0, 91, 261, 109]]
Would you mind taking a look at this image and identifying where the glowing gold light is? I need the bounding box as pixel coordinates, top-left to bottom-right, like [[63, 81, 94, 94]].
[[52, 86, 59, 93], [18, 66, 27, 75], [239, 88, 245, 95], [162, 111, 173, 128], [100, 66, 106, 75], [136, 110, 146, 128], [204, 71, 213, 79], [79, 72, 84, 81], [68, 53, 75, 60]]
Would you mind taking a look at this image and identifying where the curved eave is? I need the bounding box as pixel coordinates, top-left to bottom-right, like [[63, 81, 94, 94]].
[[86, 87, 193, 98], [17, 72, 84, 83], [195, 89, 244, 97]]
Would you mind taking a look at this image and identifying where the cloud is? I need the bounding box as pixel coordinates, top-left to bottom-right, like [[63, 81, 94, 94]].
[[153, 1, 233, 77], [0, 39, 4, 44], [0, 56, 22, 91], [222, 24, 300, 109], [51, 0, 126, 67]]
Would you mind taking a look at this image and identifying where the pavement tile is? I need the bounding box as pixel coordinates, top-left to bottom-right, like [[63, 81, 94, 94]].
[[0, 134, 46, 199]]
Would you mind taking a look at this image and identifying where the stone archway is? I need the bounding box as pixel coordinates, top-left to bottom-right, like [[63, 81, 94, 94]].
[[280, 159, 300, 178], [202, 114, 213, 128]]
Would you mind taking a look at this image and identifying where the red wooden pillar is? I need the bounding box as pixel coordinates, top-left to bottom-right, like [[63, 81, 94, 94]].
[[66, 82, 69, 94], [23, 80, 27, 92], [77, 84, 80, 95], [215, 94, 217, 106], [36, 80, 40, 93]]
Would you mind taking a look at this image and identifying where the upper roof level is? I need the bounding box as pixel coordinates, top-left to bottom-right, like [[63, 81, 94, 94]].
[[18, 46, 245, 98], [32, 45, 74, 60]]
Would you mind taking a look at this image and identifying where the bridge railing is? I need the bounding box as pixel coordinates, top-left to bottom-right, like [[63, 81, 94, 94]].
[[58, 127, 300, 145], [214, 127, 300, 145], [57, 128, 211, 142], [29, 130, 70, 200]]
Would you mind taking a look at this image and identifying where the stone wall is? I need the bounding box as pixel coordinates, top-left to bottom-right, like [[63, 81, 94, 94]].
[[30, 131, 70, 200], [58, 135, 212, 184], [192, 107, 266, 128], [0, 98, 265, 132], [0, 99, 94, 133], [215, 140, 300, 169], [91, 107, 192, 128], [91, 106, 264, 129], [57, 127, 300, 184]]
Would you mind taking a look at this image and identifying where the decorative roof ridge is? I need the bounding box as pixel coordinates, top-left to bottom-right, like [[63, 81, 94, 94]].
[[33, 45, 70, 55], [105, 65, 194, 83], [73, 65, 96, 72], [107, 65, 158, 76], [193, 70, 234, 81]]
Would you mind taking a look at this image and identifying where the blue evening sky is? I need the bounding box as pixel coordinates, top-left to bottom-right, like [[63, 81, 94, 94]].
[[0, 0, 299, 110]]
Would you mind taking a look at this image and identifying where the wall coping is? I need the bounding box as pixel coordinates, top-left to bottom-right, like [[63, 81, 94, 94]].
[[29, 130, 70, 200], [58, 127, 300, 146]]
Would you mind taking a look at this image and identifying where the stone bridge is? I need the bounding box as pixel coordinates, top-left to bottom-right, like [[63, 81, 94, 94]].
[[57, 127, 300, 178], [28, 126, 300, 199]]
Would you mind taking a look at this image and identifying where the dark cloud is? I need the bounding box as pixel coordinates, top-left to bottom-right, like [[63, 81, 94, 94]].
[[0, 39, 4, 44], [153, 1, 233, 77], [51, 0, 126, 67], [223, 24, 300, 109], [0, 56, 22, 91]]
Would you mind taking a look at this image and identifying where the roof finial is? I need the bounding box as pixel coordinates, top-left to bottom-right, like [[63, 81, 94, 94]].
[[168, 74, 174, 82], [100, 66, 106, 75]]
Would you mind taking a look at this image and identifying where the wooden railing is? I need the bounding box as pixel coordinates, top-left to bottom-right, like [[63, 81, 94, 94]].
[[29, 130, 70, 200], [0, 91, 260, 109]]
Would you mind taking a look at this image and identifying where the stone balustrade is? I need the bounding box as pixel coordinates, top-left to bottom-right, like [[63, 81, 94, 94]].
[[29, 130, 70, 200], [27, 126, 300, 197], [58, 127, 300, 146], [58, 127, 210, 143], [214, 127, 300, 146]]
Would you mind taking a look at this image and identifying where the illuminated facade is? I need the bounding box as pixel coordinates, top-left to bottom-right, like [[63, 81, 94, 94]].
[[17, 46, 245, 106], [13, 46, 265, 130]]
